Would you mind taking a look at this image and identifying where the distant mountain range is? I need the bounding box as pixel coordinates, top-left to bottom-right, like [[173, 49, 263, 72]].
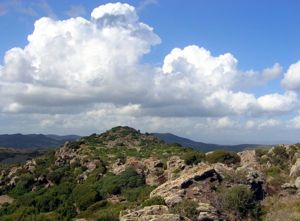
[[0, 132, 265, 151], [152, 133, 262, 152], [0, 134, 80, 149]]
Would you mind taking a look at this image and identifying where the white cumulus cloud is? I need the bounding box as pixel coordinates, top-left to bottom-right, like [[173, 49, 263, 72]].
[[0, 2, 299, 141], [281, 60, 300, 91]]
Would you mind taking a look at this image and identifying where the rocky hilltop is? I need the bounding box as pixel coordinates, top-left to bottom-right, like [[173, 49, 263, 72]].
[[0, 126, 299, 221]]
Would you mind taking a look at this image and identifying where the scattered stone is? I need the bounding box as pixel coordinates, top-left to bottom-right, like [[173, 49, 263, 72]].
[[120, 205, 182, 221], [281, 183, 297, 190]]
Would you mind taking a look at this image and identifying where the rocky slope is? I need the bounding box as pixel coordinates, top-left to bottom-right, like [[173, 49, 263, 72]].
[[0, 126, 299, 221]]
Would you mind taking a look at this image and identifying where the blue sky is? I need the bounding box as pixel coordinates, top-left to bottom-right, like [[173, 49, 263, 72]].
[[0, 0, 300, 144], [1, 0, 300, 70]]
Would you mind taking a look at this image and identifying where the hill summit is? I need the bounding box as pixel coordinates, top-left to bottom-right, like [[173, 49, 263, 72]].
[[0, 126, 300, 220]]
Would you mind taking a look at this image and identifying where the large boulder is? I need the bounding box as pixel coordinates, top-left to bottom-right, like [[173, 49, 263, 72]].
[[150, 164, 222, 207], [120, 205, 183, 221]]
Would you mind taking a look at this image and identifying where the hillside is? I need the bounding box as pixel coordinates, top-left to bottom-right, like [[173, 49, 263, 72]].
[[0, 126, 299, 221], [152, 133, 260, 152], [0, 134, 80, 149], [0, 148, 42, 164]]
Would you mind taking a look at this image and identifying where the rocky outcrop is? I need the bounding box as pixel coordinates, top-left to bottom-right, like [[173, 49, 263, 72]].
[[112, 157, 166, 186], [246, 171, 265, 200], [165, 156, 187, 180], [290, 158, 300, 177], [238, 150, 260, 170], [197, 202, 220, 221], [150, 164, 222, 207], [54, 141, 78, 166], [24, 159, 36, 173], [143, 158, 166, 185], [120, 205, 183, 221]]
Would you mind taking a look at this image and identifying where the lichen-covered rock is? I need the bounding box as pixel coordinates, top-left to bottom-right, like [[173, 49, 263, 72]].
[[238, 150, 260, 170], [143, 158, 165, 185], [165, 156, 186, 180], [150, 164, 222, 207], [120, 205, 182, 221], [197, 202, 220, 221]]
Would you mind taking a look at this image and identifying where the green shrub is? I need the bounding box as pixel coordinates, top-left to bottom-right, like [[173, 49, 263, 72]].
[[123, 186, 155, 202], [218, 185, 259, 219], [86, 200, 107, 213], [0, 206, 36, 221], [57, 201, 76, 221], [264, 166, 281, 177], [0, 203, 17, 216], [9, 173, 35, 196], [36, 212, 59, 221], [255, 148, 268, 158], [268, 146, 289, 170], [183, 151, 205, 165], [170, 200, 198, 220], [206, 150, 240, 165], [36, 192, 61, 212], [73, 183, 101, 211], [118, 167, 145, 188], [97, 168, 145, 197], [142, 196, 166, 207], [47, 169, 64, 184]]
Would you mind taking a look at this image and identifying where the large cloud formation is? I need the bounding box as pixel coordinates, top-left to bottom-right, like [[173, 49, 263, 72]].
[[0, 2, 300, 142]]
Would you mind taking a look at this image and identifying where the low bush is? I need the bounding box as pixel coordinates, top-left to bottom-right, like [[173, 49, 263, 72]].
[[206, 150, 240, 165], [170, 200, 199, 220], [9, 173, 35, 196], [73, 183, 101, 211], [142, 196, 166, 207], [218, 185, 260, 219], [123, 186, 155, 203], [86, 200, 107, 213], [97, 167, 145, 197], [183, 151, 205, 165]]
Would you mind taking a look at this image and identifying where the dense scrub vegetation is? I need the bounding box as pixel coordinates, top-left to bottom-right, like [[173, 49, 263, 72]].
[[0, 127, 298, 220]]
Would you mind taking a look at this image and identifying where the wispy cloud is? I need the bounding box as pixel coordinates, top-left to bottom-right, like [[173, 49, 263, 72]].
[[137, 0, 158, 11], [66, 5, 86, 17], [0, 0, 55, 18]]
